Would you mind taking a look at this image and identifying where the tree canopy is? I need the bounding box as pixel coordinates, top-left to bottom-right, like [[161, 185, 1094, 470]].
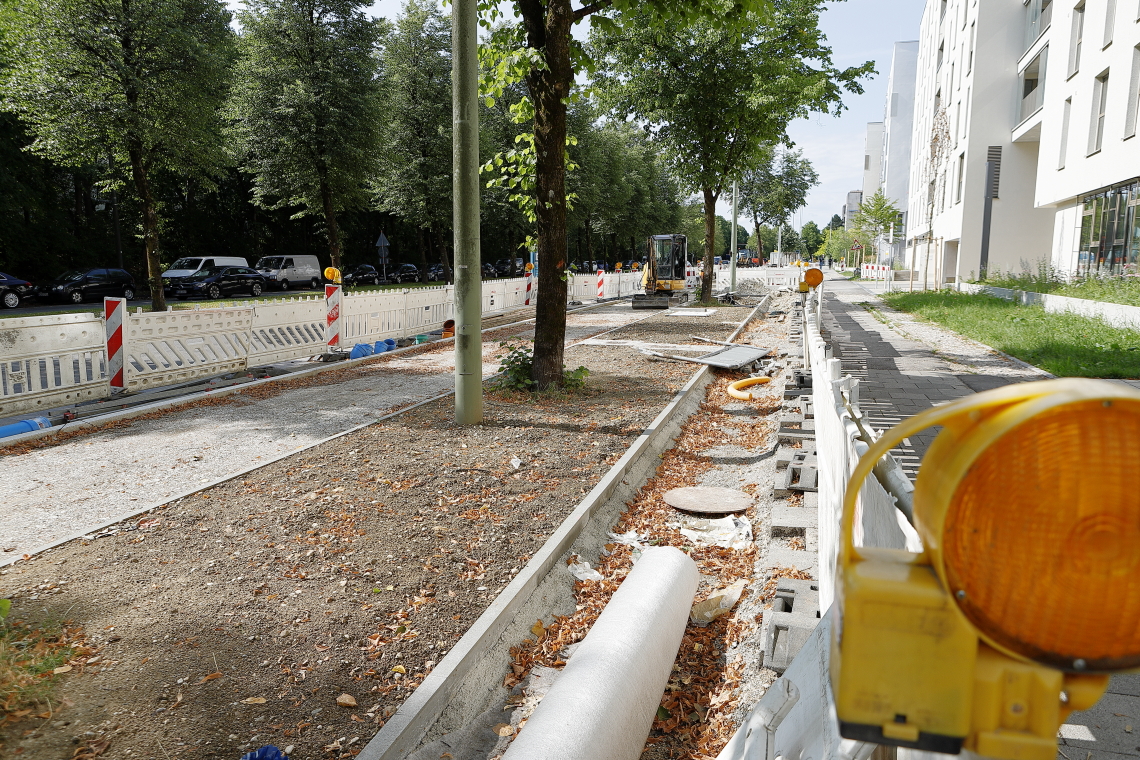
[[228, 0, 387, 270], [0, 0, 234, 310], [591, 0, 868, 301]]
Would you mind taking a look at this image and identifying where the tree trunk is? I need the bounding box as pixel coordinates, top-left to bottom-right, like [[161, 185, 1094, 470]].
[[317, 168, 342, 270], [523, 0, 573, 390], [436, 227, 453, 283], [416, 228, 429, 283], [700, 185, 718, 303], [128, 143, 165, 312]]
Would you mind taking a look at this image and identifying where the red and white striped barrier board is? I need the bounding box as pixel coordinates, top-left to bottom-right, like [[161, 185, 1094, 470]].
[[597, 269, 604, 299], [325, 285, 342, 348], [525, 272, 532, 305], [104, 297, 126, 388]]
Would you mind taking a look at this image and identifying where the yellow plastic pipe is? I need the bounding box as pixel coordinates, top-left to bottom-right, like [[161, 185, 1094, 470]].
[[727, 376, 771, 400]]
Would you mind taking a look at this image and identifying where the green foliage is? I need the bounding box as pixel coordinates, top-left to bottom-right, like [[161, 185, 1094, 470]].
[[739, 146, 820, 233], [0, 599, 9, 620], [819, 227, 863, 263], [227, 0, 386, 266], [880, 290, 1140, 378], [0, 0, 235, 308], [851, 189, 902, 257], [827, 214, 844, 230], [374, 0, 452, 232], [493, 340, 589, 393], [800, 221, 823, 256]]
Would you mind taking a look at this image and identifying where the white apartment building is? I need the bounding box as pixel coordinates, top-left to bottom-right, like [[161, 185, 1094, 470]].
[[1037, 0, 1140, 274], [880, 41, 920, 264], [906, 0, 1140, 282], [843, 190, 863, 229], [906, 0, 1056, 283], [863, 122, 885, 200]]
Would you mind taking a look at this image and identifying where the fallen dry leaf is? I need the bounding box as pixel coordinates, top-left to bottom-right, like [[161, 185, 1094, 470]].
[[337, 693, 358, 708], [53, 665, 73, 674], [241, 697, 267, 704], [195, 671, 223, 684], [391, 665, 406, 674], [493, 723, 515, 737]]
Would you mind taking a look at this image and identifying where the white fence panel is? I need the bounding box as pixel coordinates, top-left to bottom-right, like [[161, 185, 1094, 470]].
[[124, 307, 254, 390], [341, 290, 417, 346], [246, 297, 326, 365], [0, 313, 108, 416], [403, 287, 452, 334]]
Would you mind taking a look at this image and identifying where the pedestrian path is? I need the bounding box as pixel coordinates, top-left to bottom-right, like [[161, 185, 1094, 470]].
[[819, 273, 1140, 760]]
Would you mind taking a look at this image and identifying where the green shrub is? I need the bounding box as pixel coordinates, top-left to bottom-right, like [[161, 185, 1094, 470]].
[[493, 341, 590, 392]]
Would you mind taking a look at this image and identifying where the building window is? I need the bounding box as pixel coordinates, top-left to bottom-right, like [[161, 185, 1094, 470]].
[[1019, 50, 1048, 123], [956, 154, 965, 202], [1078, 182, 1140, 275], [1103, 0, 1116, 47], [1089, 71, 1110, 154], [1060, 97, 1072, 168], [937, 42, 945, 70], [865, 155, 870, 170], [1069, 3, 1084, 77], [1127, 46, 1140, 139], [968, 23, 975, 72], [941, 0, 948, 19], [1025, 0, 1054, 49], [891, 92, 900, 117]]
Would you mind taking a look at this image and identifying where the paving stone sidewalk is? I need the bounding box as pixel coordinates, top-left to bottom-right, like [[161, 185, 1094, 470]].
[[820, 273, 1139, 760]]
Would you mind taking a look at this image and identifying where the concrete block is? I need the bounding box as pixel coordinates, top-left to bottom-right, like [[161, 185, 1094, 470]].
[[770, 506, 817, 536], [765, 547, 817, 576], [762, 579, 822, 674]]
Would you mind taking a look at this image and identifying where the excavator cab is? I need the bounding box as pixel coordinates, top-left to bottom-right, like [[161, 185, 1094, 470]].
[[633, 234, 691, 309]]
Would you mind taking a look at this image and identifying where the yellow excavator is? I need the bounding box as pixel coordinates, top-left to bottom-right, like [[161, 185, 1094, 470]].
[[633, 234, 691, 309]]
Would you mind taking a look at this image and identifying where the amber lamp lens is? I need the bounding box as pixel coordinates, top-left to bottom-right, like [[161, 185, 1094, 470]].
[[943, 399, 1140, 671]]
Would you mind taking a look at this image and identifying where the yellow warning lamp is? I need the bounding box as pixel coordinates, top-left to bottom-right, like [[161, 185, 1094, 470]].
[[324, 266, 341, 284], [832, 378, 1140, 760]]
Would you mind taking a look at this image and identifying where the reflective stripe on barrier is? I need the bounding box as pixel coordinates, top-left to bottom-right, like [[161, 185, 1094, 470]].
[[105, 298, 125, 388], [325, 284, 342, 348]]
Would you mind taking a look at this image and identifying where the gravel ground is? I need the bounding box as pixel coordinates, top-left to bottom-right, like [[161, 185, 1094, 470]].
[[0, 304, 655, 559], [0, 306, 752, 760]]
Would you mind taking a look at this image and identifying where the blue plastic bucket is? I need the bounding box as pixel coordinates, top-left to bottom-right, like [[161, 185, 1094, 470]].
[[349, 343, 374, 360], [373, 341, 389, 353], [384, 338, 397, 350]]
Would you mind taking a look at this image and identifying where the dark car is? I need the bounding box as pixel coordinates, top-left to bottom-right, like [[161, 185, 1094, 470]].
[[388, 263, 420, 284], [342, 264, 382, 287], [494, 258, 524, 277], [0, 272, 35, 309], [169, 266, 265, 300], [482, 263, 498, 279], [37, 268, 136, 304], [427, 264, 453, 282]]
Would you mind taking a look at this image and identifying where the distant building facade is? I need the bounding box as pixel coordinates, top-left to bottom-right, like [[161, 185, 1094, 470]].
[[843, 190, 863, 230], [880, 41, 919, 264]]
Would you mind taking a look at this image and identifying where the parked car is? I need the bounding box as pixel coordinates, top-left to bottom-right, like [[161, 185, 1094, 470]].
[[494, 258, 525, 277], [169, 266, 265, 300], [387, 263, 420, 284], [162, 257, 248, 286], [254, 255, 322, 291], [0, 272, 35, 309], [482, 263, 499, 279], [342, 264, 382, 287], [426, 264, 449, 282], [37, 268, 136, 304]]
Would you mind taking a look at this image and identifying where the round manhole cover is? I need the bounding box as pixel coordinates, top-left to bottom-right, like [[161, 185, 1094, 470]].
[[663, 486, 753, 514]]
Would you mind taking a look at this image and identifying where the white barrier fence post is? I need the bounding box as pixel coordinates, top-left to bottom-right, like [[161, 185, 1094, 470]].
[[325, 285, 342, 349], [525, 272, 532, 305], [104, 297, 125, 390]]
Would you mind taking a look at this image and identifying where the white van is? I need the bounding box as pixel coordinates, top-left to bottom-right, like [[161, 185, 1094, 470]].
[[254, 255, 322, 291], [162, 256, 248, 280]]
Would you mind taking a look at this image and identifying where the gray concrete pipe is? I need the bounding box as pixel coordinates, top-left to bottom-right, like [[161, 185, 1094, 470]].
[[502, 546, 699, 760]]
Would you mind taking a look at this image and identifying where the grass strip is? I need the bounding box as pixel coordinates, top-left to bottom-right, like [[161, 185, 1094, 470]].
[[0, 614, 89, 736], [880, 290, 1140, 378]]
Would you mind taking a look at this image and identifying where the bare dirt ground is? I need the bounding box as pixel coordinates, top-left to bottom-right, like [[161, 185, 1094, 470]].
[[0, 307, 753, 760], [0, 303, 651, 559]]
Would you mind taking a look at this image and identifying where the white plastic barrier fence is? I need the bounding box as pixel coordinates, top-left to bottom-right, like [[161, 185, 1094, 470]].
[[803, 285, 921, 610], [0, 312, 109, 417], [860, 264, 890, 280], [0, 274, 631, 412], [122, 306, 254, 391]]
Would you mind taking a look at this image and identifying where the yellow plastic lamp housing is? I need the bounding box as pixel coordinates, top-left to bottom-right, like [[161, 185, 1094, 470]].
[[324, 266, 341, 284], [916, 381, 1140, 672], [833, 379, 1135, 760], [804, 267, 824, 288]]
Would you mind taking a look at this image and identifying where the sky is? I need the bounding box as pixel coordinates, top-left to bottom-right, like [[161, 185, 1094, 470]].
[[231, 0, 927, 230]]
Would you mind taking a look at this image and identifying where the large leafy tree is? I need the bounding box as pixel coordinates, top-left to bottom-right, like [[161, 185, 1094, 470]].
[[0, 0, 233, 310], [374, 0, 451, 282], [591, 1, 868, 302], [478, 0, 765, 389], [800, 221, 823, 257], [228, 0, 386, 271], [738, 145, 820, 264]]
